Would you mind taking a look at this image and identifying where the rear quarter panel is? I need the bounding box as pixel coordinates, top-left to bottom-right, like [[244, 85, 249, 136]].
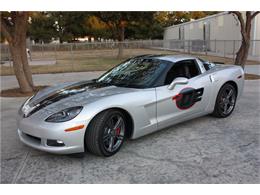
[[205, 64, 244, 113]]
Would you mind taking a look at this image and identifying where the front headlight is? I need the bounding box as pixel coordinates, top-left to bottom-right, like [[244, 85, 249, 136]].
[[45, 106, 83, 122]]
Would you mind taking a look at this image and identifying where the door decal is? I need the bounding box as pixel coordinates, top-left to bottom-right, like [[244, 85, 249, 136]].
[[172, 87, 204, 110]]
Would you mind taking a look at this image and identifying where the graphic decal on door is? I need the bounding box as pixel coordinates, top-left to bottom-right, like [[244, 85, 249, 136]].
[[172, 87, 204, 110]]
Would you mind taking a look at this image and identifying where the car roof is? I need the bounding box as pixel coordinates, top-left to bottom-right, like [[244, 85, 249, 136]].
[[133, 54, 198, 63]]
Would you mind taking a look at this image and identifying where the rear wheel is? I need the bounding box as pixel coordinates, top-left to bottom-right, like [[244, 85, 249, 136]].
[[85, 109, 126, 157], [212, 83, 237, 118]]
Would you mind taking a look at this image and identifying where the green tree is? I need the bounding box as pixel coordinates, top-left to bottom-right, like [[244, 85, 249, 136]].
[[28, 12, 56, 43], [84, 15, 113, 40], [94, 12, 157, 58], [49, 12, 88, 43], [125, 20, 163, 40]]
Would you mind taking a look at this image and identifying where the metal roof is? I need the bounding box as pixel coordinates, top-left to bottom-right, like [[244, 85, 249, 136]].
[[164, 11, 229, 30]]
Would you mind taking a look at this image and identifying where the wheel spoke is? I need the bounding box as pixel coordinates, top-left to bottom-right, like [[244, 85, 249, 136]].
[[103, 134, 110, 142], [226, 89, 233, 99], [108, 136, 114, 152], [223, 103, 228, 114], [117, 135, 124, 140], [219, 101, 225, 108], [113, 117, 122, 130]]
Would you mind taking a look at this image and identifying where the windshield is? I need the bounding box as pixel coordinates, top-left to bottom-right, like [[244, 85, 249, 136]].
[[97, 58, 169, 88]]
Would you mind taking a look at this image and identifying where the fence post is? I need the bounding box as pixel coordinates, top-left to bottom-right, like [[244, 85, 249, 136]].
[[215, 39, 217, 53], [183, 40, 185, 53], [205, 40, 208, 56], [188, 40, 191, 54], [70, 44, 74, 70], [55, 44, 57, 62], [224, 40, 226, 58], [8, 47, 12, 67], [29, 43, 33, 61], [233, 40, 236, 61], [41, 43, 44, 58]]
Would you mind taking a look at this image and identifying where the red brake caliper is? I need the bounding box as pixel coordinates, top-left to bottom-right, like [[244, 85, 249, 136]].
[[115, 127, 121, 135]]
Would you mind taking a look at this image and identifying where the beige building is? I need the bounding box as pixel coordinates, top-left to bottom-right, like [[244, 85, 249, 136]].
[[163, 12, 260, 61]]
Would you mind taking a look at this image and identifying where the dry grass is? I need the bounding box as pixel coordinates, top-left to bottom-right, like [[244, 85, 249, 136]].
[[245, 73, 260, 80], [0, 58, 122, 75], [1, 48, 259, 76]]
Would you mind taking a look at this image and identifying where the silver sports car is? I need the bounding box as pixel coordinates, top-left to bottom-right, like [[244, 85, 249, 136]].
[[17, 55, 244, 157]]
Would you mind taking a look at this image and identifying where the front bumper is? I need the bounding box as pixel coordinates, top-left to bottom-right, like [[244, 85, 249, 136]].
[[17, 115, 87, 154], [18, 129, 84, 154]]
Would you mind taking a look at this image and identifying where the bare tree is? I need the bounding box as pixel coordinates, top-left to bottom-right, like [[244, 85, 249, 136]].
[[230, 11, 259, 69], [1, 12, 34, 93]]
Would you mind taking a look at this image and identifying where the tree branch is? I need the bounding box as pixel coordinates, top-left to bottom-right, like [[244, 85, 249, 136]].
[[230, 11, 245, 30], [251, 11, 260, 19], [230, 11, 247, 41]]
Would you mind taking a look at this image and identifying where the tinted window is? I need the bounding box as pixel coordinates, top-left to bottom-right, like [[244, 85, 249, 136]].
[[164, 60, 200, 85], [97, 58, 169, 88], [198, 58, 216, 71]]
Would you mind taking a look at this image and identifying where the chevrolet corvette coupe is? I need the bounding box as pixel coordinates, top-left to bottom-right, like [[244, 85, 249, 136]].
[[17, 55, 244, 157]]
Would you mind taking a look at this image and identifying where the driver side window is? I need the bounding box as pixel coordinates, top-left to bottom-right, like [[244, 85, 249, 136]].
[[164, 60, 200, 85]]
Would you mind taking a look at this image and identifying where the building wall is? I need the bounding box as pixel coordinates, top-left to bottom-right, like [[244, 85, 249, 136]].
[[252, 16, 260, 56], [164, 26, 179, 40], [164, 12, 242, 40], [163, 12, 260, 59]]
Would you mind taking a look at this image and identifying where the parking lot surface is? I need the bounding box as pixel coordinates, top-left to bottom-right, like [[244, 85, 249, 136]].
[[1, 72, 259, 183]]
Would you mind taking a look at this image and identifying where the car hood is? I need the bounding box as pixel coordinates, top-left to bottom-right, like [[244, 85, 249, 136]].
[[24, 80, 136, 117]]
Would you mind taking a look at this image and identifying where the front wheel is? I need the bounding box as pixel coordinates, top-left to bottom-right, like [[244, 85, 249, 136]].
[[212, 83, 237, 118], [85, 109, 126, 157]]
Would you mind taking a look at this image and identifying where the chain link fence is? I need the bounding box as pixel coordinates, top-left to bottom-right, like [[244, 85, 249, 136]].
[[1, 40, 260, 67], [162, 39, 260, 62]]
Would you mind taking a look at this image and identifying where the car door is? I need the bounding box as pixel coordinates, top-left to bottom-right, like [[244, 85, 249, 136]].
[[156, 59, 212, 130]]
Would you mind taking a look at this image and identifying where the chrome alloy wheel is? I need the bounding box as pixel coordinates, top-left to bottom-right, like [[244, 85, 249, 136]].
[[103, 114, 125, 153], [219, 86, 236, 115]]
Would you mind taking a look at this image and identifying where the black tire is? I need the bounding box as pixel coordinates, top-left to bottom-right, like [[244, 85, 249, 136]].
[[85, 109, 126, 157], [212, 83, 237, 118]]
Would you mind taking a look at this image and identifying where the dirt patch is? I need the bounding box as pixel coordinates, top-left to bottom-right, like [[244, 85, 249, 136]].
[[245, 73, 260, 80], [0, 86, 48, 97]]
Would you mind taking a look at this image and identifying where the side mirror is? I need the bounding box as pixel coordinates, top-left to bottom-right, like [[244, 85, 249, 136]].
[[168, 77, 188, 90]]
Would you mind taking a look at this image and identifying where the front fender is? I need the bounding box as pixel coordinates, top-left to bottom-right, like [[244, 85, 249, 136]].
[[77, 89, 157, 139]]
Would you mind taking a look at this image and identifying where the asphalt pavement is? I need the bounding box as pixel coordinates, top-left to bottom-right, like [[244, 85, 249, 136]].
[[0, 72, 259, 183]]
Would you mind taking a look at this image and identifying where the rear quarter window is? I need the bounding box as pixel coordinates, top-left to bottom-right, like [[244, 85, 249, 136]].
[[199, 58, 215, 71]]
